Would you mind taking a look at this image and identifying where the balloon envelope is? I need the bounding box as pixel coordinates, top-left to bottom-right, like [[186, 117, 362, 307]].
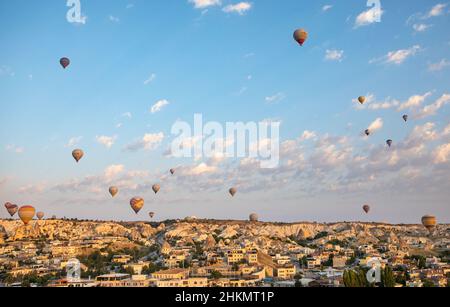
[[358, 96, 366, 104], [365, 129, 370, 136], [152, 184, 160, 194], [249, 213, 259, 222], [363, 205, 370, 214], [170, 169, 175, 175], [72, 149, 84, 163], [109, 186, 119, 198], [149, 212, 155, 219], [293, 29, 308, 46], [130, 198, 144, 214], [229, 188, 237, 197], [37, 212, 45, 220], [4, 203, 18, 217], [386, 140, 393, 147], [422, 215, 437, 232], [18, 206, 36, 225], [60, 57, 70, 69], [403, 115, 408, 122]]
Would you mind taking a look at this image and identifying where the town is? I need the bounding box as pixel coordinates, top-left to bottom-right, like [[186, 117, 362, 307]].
[[0, 218, 448, 287]]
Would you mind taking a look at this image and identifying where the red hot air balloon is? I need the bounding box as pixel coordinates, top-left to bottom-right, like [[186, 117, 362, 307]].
[[5, 203, 18, 217], [60, 57, 70, 69]]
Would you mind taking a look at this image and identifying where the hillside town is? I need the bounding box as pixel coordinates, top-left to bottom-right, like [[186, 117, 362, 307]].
[[0, 218, 449, 287]]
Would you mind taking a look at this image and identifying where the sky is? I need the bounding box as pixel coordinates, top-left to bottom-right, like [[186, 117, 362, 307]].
[[0, 0, 449, 223]]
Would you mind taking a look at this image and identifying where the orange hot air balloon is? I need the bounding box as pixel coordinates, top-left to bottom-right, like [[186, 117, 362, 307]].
[[5, 203, 18, 217], [109, 186, 119, 198], [358, 96, 366, 104], [229, 188, 237, 197], [130, 197, 144, 214], [72, 149, 84, 163], [60, 57, 70, 69], [152, 184, 160, 194], [37, 212, 45, 220], [363, 205, 370, 214], [293, 29, 308, 46], [422, 215, 437, 233], [18, 206, 36, 225]]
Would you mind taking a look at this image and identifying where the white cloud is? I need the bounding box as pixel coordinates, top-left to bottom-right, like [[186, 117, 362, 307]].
[[104, 164, 125, 179], [150, 99, 170, 114], [433, 143, 450, 164], [223, 2, 252, 15], [184, 163, 218, 175], [300, 130, 317, 141], [265, 92, 285, 104], [144, 73, 156, 85], [322, 5, 333, 12], [189, 0, 221, 9], [370, 45, 421, 65], [325, 49, 344, 62], [122, 112, 132, 119], [428, 59, 450, 72], [368, 118, 383, 133], [354, 6, 383, 28], [398, 92, 433, 111], [415, 93, 450, 119], [109, 15, 120, 23], [413, 23, 432, 32], [65, 136, 83, 148], [5, 144, 24, 154], [126, 4, 135, 9], [96, 135, 117, 149], [426, 3, 447, 18], [125, 132, 164, 151]]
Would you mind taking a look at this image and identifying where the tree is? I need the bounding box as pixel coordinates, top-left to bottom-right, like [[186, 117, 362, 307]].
[[210, 271, 223, 280], [380, 266, 396, 287]]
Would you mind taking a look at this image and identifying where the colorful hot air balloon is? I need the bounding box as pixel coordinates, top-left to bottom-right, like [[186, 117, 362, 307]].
[[358, 96, 366, 104], [149, 212, 155, 219], [386, 140, 393, 148], [229, 188, 237, 197], [422, 215, 437, 233], [363, 205, 370, 214], [130, 197, 144, 214], [72, 149, 84, 163], [109, 186, 119, 198], [152, 184, 160, 194], [170, 169, 175, 175], [37, 212, 45, 220], [293, 29, 308, 46], [403, 115, 408, 122], [18, 206, 36, 225], [4, 203, 18, 217], [365, 129, 370, 136], [249, 213, 259, 222], [60, 57, 70, 69]]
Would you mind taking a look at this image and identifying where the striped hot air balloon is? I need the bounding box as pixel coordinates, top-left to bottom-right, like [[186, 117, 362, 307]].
[[4, 203, 18, 217], [18, 206, 36, 225]]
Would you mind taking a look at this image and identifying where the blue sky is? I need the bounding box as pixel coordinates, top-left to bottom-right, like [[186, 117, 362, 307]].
[[0, 0, 449, 223]]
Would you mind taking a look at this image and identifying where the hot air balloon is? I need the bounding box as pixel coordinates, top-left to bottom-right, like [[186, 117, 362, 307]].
[[72, 149, 84, 163], [170, 169, 175, 175], [130, 197, 144, 214], [149, 212, 155, 219], [358, 96, 366, 104], [109, 186, 119, 198], [363, 205, 370, 214], [4, 203, 18, 217], [229, 188, 237, 197], [422, 215, 437, 233], [37, 212, 45, 220], [386, 140, 393, 148], [152, 184, 160, 194], [60, 57, 70, 69], [403, 115, 408, 122], [249, 213, 259, 222], [18, 206, 36, 225], [293, 29, 308, 46], [365, 129, 370, 136]]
